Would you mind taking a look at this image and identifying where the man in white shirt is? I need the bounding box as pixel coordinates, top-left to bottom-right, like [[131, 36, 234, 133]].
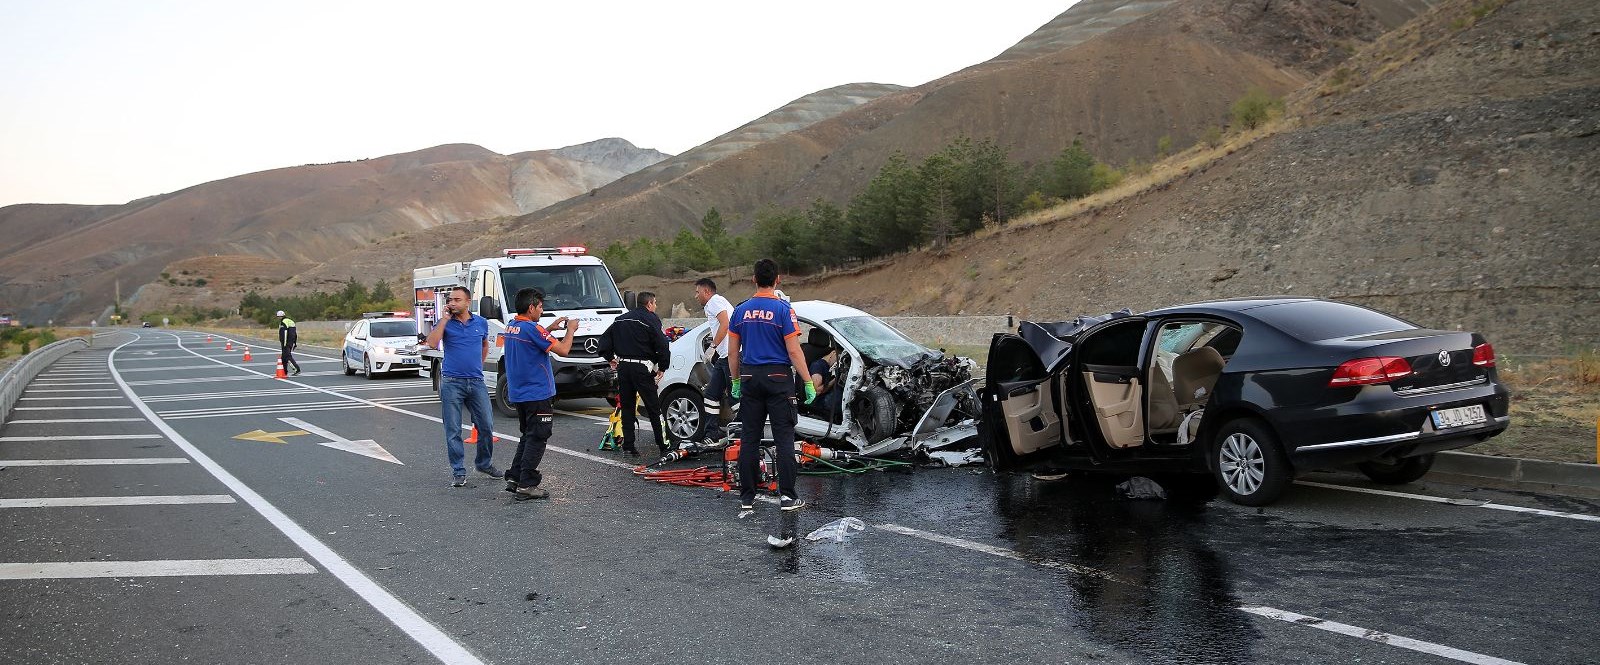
[[694, 278, 733, 444]]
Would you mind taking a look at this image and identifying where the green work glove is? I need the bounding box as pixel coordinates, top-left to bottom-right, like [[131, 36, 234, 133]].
[[803, 381, 817, 405], [730, 378, 742, 399]]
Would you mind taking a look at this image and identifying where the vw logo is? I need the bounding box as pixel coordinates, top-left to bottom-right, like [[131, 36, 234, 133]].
[[1438, 350, 1451, 367], [582, 338, 600, 354]]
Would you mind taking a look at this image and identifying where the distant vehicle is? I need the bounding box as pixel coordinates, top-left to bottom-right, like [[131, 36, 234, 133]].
[[141, 322, 152, 328], [657, 300, 981, 456], [343, 312, 424, 379], [979, 298, 1510, 506], [414, 247, 624, 414]]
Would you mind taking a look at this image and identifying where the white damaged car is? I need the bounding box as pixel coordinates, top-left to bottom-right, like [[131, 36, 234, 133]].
[[658, 300, 981, 456]]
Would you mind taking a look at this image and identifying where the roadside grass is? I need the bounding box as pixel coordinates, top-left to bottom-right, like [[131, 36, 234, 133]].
[[1482, 353, 1600, 464]]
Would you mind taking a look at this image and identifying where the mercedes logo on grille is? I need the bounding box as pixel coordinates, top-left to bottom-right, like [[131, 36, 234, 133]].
[[1438, 350, 1451, 366], [582, 338, 600, 354]]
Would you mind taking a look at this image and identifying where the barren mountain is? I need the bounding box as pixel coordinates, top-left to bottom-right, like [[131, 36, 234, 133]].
[[483, 0, 1428, 247], [800, 0, 1598, 354], [0, 138, 667, 323]]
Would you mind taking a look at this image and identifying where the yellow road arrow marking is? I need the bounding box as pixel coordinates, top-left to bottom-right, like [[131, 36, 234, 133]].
[[232, 429, 310, 444]]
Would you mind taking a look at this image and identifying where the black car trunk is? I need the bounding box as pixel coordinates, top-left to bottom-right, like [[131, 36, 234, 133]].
[[1347, 329, 1488, 392]]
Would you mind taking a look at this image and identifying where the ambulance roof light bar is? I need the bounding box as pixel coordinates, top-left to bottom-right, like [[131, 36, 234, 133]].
[[503, 246, 587, 257], [362, 311, 412, 319]]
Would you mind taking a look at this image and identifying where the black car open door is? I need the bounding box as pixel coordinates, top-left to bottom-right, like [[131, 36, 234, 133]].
[[979, 332, 1065, 470], [1069, 316, 1150, 462]]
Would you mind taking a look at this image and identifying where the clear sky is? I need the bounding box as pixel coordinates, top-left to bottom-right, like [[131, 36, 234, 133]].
[[0, 1, 1075, 208]]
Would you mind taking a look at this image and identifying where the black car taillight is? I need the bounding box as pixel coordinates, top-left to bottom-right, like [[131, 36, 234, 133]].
[[1328, 356, 1413, 387], [1472, 342, 1496, 367]]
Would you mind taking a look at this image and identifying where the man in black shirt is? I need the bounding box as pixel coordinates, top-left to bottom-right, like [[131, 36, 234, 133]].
[[598, 292, 672, 456]]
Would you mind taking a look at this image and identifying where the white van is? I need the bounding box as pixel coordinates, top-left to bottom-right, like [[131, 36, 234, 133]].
[[415, 247, 623, 414]]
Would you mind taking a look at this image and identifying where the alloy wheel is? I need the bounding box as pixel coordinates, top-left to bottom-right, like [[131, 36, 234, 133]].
[[665, 396, 700, 440], [1218, 432, 1266, 496]]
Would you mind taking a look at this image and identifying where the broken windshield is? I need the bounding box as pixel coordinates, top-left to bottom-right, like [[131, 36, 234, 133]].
[[828, 316, 932, 366]]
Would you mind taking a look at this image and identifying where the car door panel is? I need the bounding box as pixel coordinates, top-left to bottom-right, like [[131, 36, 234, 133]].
[[1082, 367, 1144, 449], [980, 333, 1064, 469], [1069, 317, 1150, 460]]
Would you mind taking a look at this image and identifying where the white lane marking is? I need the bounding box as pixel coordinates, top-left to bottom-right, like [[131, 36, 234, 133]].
[[0, 495, 236, 508], [1239, 606, 1525, 665], [0, 458, 189, 466], [19, 396, 128, 400], [32, 382, 116, 386], [115, 364, 255, 373], [22, 389, 122, 393], [13, 406, 135, 410], [118, 334, 487, 665], [278, 417, 402, 465], [1296, 481, 1600, 523], [125, 370, 345, 386], [0, 558, 316, 580], [154, 396, 440, 420], [7, 418, 146, 424], [0, 435, 163, 441]]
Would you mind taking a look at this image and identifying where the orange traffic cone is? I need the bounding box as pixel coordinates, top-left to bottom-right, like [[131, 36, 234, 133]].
[[465, 428, 478, 444], [225, 341, 234, 351], [274, 358, 287, 379], [206, 334, 213, 343], [242, 346, 252, 362]]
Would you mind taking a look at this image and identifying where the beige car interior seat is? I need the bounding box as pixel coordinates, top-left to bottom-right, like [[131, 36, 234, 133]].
[[1173, 346, 1225, 409]]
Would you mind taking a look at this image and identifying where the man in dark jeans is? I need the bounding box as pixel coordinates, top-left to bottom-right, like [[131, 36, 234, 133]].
[[727, 258, 815, 512], [598, 291, 672, 456], [423, 286, 499, 487], [502, 288, 574, 500]]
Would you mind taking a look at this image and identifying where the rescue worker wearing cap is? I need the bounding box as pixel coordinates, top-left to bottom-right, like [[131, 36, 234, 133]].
[[598, 291, 672, 456], [727, 258, 815, 513], [276, 310, 301, 376]]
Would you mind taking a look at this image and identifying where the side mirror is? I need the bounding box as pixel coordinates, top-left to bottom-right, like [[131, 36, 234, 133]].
[[479, 295, 501, 321], [622, 290, 637, 310], [416, 333, 427, 343], [355, 334, 367, 340]]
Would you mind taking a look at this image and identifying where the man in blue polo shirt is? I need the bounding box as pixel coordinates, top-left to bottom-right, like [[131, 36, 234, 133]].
[[424, 285, 499, 487], [727, 258, 815, 513], [502, 287, 574, 500]]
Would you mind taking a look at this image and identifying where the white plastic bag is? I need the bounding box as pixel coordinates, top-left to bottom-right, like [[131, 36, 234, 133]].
[[804, 517, 866, 543]]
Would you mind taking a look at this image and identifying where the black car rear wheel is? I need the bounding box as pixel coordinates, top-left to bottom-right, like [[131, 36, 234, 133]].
[[1212, 419, 1292, 506], [1358, 453, 1434, 485]]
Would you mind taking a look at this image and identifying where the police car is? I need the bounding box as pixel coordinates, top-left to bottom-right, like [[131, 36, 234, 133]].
[[343, 312, 424, 379]]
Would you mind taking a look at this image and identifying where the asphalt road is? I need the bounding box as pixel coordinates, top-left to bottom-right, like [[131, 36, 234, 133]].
[[2, 329, 1596, 664]]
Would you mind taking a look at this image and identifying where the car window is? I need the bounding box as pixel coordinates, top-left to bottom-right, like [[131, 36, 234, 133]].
[[1078, 320, 1144, 366], [987, 336, 1047, 383], [826, 316, 931, 365], [369, 321, 414, 338], [1252, 301, 1413, 341], [352, 321, 368, 338], [501, 265, 624, 311]]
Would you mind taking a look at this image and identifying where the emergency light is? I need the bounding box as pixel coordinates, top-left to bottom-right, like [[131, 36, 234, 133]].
[[361, 311, 412, 319], [503, 246, 588, 257]]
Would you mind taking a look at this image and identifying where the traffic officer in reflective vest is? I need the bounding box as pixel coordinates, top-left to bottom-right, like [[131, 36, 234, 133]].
[[727, 258, 815, 512], [598, 291, 672, 456]]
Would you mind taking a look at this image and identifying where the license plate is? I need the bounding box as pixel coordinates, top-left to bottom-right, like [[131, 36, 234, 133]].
[[397, 358, 417, 365], [1431, 404, 1486, 429]]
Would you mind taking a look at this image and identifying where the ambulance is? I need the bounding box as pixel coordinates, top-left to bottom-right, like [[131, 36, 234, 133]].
[[414, 247, 623, 414]]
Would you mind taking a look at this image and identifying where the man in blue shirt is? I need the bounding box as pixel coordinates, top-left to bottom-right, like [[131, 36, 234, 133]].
[[424, 286, 499, 487], [502, 287, 574, 500], [727, 258, 815, 513]]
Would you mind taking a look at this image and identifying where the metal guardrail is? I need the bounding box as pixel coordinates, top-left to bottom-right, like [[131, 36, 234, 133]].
[[0, 336, 93, 426]]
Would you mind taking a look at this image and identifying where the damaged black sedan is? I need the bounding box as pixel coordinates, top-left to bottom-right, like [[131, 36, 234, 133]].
[[979, 298, 1510, 505]]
